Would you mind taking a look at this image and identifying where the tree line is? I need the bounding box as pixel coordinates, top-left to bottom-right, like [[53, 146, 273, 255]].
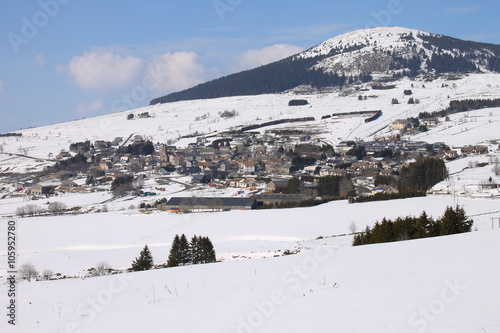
[[353, 206, 473, 246], [130, 234, 217, 271], [419, 98, 500, 119], [398, 158, 447, 192], [150, 54, 372, 104]]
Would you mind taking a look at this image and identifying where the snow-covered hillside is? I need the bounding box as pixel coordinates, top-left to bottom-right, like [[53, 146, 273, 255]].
[[1, 73, 500, 174], [2, 196, 500, 333], [298, 26, 498, 76]]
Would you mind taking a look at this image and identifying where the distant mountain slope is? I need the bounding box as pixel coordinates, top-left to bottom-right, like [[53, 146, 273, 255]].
[[150, 27, 500, 105]]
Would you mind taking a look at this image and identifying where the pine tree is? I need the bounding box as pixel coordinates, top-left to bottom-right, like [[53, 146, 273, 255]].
[[191, 235, 202, 264], [167, 235, 181, 267], [199, 237, 216, 263], [415, 211, 431, 238], [440, 206, 461, 235], [131, 245, 154, 271], [179, 234, 191, 265], [454, 206, 473, 233], [440, 206, 473, 235]]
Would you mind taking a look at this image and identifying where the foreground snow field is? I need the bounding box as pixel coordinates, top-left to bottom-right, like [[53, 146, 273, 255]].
[[1, 195, 500, 332], [2, 220, 500, 333]]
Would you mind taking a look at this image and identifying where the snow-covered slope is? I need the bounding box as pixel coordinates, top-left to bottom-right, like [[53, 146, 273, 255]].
[[299, 27, 431, 75], [299, 26, 497, 76], [1, 73, 500, 174], [2, 197, 500, 333]]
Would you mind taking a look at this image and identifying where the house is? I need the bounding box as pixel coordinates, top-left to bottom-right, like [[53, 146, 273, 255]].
[[218, 161, 236, 172], [97, 161, 113, 171], [239, 162, 257, 174], [58, 180, 78, 193], [420, 118, 439, 127], [445, 150, 458, 160], [278, 162, 299, 175], [133, 135, 144, 144], [331, 169, 347, 177], [70, 186, 91, 194], [229, 178, 256, 188], [267, 179, 290, 192], [355, 185, 373, 197], [30, 184, 57, 195], [304, 165, 319, 175], [192, 174, 210, 184], [170, 154, 185, 167], [182, 166, 202, 174], [461, 145, 488, 155], [391, 119, 410, 131], [160, 197, 257, 211], [372, 186, 399, 196]]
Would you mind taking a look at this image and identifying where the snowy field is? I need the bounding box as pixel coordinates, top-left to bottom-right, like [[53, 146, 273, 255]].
[[1, 196, 500, 332], [1, 195, 500, 332]]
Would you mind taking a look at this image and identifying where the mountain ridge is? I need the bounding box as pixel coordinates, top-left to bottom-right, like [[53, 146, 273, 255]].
[[150, 27, 500, 105]]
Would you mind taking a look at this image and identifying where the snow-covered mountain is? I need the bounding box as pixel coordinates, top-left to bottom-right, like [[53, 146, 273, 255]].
[[152, 27, 500, 104], [299, 26, 499, 75]]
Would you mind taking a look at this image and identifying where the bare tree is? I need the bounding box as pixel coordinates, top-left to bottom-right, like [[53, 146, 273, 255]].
[[42, 269, 54, 280], [348, 221, 358, 234], [25, 204, 42, 217], [339, 176, 354, 197], [48, 202, 67, 215], [19, 262, 39, 282], [15, 206, 26, 217], [493, 158, 500, 176], [89, 261, 112, 277]]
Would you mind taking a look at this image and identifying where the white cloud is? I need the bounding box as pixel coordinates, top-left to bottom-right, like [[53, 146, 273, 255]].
[[145, 51, 219, 95], [65, 50, 144, 91], [77, 98, 104, 116], [444, 6, 481, 15], [233, 44, 304, 72], [35, 53, 45, 67]]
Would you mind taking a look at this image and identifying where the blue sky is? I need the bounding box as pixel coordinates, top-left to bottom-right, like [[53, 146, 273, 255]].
[[0, 0, 499, 133]]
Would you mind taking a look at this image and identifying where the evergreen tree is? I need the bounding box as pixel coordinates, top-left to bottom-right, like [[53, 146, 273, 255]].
[[131, 245, 154, 271], [190, 235, 202, 264], [440, 206, 473, 236], [179, 234, 191, 265], [167, 235, 181, 267], [415, 211, 431, 238], [284, 177, 301, 194], [199, 237, 217, 263], [454, 206, 473, 233]]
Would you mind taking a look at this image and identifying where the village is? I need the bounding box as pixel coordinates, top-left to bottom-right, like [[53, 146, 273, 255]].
[[1, 111, 494, 214]]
